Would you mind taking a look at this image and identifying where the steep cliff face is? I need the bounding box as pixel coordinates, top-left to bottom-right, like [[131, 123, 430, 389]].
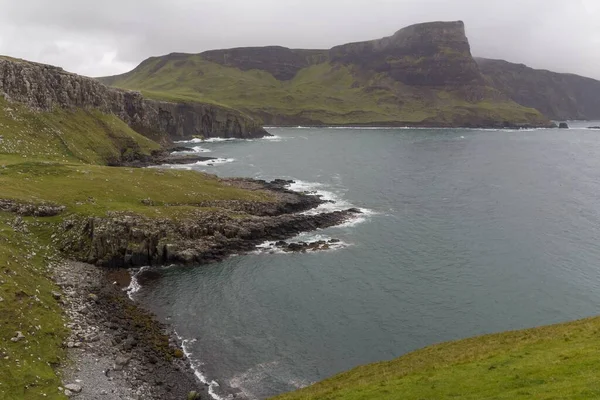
[[477, 58, 600, 121], [0, 57, 268, 141], [330, 21, 483, 87]]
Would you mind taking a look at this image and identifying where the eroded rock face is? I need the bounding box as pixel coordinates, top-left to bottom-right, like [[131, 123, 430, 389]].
[[477, 57, 600, 121], [330, 21, 484, 87], [0, 58, 267, 140], [56, 179, 362, 268], [59, 209, 361, 268]]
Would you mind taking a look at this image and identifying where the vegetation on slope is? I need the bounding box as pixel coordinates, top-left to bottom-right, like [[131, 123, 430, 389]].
[[477, 58, 600, 121], [0, 98, 160, 165], [274, 316, 600, 400], [0, 99, 275, 399], [0, 213, 68, 400], [103, 54, 548, 127]]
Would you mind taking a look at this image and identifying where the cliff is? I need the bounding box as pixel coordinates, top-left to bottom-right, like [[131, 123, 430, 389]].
[[477, 58, 600, 121], [0, 57, 268, 141], [100, 21, 551, 128], [330, 21, 483, 87]]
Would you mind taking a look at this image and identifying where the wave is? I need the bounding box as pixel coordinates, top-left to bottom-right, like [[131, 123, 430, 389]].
[[178, 335, 232, 400], [174, 138, 205, 144], [126, 267, 230, 400], [194, 158, 235, 166], [254, 234, 349, 255], [171, 146, 212, 155], [125, 266, 149, 300], [175, 136, 284, 144], [286, 180, 374, 217]]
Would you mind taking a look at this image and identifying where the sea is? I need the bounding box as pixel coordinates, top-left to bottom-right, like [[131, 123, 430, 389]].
[[131, 121, 600, 399]]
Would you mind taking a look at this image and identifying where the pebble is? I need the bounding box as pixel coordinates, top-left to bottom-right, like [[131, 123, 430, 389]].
[[65, 383, 82, 393], [11, 331, 25, 342]]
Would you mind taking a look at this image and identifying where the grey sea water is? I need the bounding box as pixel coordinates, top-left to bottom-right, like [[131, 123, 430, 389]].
[[133, 122, 600, 399]]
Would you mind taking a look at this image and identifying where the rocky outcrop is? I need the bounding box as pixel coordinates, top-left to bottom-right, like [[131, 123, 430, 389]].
[[477, 58, 600, 121], [0, 58, 268, 140], [0, 199, 65, 217], [55, 178, 360, 268], [330, 21, 484, 87], [59, 207, 360, 268]]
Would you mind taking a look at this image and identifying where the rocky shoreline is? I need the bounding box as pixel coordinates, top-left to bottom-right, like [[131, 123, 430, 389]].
[[57, 178, 361, 268], [48, 177, 362, 399], [56, 261, 205, 400]]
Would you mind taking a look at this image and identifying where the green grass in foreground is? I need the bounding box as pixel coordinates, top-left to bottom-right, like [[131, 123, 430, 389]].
[[274, 317, 600, 400], [0, 101, 277, 397], [103, 54, 548, 126], [0, 213, 68, 400]]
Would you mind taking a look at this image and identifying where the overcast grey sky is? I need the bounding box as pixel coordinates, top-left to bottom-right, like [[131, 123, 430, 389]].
[[0, 0, 598, 79]]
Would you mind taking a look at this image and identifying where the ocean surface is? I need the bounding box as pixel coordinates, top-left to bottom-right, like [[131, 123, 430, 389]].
[[133, 121, 600, 399]]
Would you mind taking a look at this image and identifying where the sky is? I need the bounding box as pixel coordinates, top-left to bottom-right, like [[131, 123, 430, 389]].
[[0, 0, 598, 79]]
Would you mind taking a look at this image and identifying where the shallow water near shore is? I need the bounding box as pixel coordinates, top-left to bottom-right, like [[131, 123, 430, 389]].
[[135, 121, 600, 399]]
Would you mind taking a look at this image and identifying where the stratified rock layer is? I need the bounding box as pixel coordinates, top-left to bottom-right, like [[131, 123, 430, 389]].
[[0, 58, 267, 140], [477, 57, 600, 121]]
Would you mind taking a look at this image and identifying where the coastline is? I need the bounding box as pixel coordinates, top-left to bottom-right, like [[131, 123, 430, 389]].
[[55, 261, 205, 399], [51, 177, 363, 399]]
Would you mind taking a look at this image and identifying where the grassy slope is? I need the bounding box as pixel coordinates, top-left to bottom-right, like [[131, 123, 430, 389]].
[[0, 213, 68, 400], [105, 55, 547, 126], [0, 101, 274, 399], [0, 98, 160, 165], [275, 316, 600, 400]]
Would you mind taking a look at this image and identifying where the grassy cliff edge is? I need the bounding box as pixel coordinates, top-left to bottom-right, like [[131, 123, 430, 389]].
[[274, 316, 600, 399]]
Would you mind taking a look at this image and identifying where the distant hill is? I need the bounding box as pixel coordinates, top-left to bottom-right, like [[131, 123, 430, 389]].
[[99, 21, 551, 128], [477, 58, 600, 121]]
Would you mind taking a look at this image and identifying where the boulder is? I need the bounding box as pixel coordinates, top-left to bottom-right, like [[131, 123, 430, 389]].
[[558, 122, 569, 129]]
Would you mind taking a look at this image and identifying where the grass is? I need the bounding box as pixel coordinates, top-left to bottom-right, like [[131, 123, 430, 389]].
[[0, 161, 272, 218], [0, 213, 68, 400], [0, 100, 277, 398], [0, 97, 160, 165], [101, 54, 549, 126], [274, 316, 600, 400]]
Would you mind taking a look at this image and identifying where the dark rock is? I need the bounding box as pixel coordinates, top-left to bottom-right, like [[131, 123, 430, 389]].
[[478, 58, 600, 121], [558, 122, 569, 129], [331, 21, 482, 87], [588, 126, 600, 129], [0, 58, 268, 141]]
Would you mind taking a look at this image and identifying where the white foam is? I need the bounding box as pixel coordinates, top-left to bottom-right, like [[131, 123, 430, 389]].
[[174, 138, 205, 144], [176, 334, 232, 400], [254, 235, 349, 255], [286, 180, 353, 215], [203, 137, 240, 143], [171, 146, 212, 154], [260, 135, 284, 141], [194, 158, 235, 166], [125, 266, 150, 300]]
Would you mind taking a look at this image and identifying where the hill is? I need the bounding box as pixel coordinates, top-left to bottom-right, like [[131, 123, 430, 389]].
[[274, 315, 600, 400], [99, 21, 551, 128], [477, 58, 600, 121]]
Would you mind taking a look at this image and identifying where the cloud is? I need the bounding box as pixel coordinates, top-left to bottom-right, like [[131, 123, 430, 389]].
[[0, 0, 598, 79]]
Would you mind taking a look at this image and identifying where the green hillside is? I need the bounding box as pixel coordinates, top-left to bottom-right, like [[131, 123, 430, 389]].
[[274, 316, 600, 400], [101, 22, 551, 128], [104, 55, 547, 128], [0, 98, 270, 399]]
